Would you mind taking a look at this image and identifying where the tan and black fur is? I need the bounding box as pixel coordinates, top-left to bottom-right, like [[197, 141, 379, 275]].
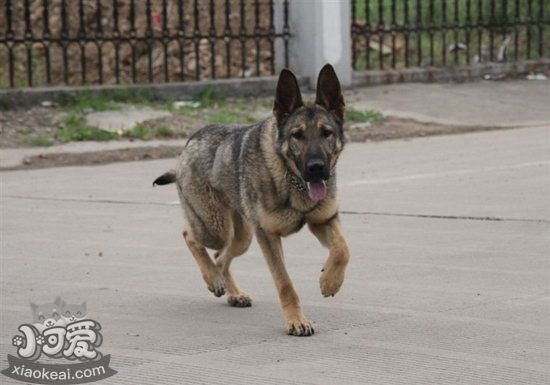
[[154, 64, 350, 336]]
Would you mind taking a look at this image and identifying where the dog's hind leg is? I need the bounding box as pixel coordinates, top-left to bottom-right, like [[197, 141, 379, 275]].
[[178, 182, 230, 298], [216, 249, 251, 307], [215, 213, 253, 307], [183, 230, 226, 297]]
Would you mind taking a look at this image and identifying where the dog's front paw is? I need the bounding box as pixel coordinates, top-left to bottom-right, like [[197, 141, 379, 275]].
[[205, 273, 226, 297], [286, 318, 314, 336], [320, 264, 345, 297]]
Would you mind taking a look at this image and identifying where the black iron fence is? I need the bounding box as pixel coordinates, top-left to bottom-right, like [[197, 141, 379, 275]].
[[351, 0, 550, 71], [0, 0, 290, 88]]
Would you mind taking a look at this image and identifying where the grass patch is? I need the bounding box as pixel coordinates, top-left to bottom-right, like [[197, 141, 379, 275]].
[[58, 89, 162, 112], [23, 135, 54, 147], [171, 96, 267, 125], [122, 124, 175, 140], [110, 88, 154, 104], [121, 124, 149, 139], [199, 87, 225, 107], [345, 108, 383, 123], [155, 125, 175, 138], [110, 88, 169, 108], [207, 107, 257, 125], [56, 114, 118, 142], [58, 92, 119, 112]]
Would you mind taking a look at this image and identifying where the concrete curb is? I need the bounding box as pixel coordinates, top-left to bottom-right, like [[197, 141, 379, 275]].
[[353, 59, 550, 86], [0, 139, 188, 169], [0, 76, 310, 109]]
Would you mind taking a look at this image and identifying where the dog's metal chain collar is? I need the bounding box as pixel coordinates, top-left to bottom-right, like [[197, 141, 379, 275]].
[[285, 172, 307, 193]]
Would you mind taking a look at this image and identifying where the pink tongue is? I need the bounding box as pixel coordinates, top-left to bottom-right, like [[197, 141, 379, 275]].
[[307, 181, 327, 202]]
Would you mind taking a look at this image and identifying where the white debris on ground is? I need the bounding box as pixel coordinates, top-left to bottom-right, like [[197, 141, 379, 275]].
[[172, 100, 201, 109], [526, 73, 547, 81]]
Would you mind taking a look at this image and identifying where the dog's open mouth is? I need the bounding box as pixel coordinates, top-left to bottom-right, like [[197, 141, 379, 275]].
[[307, 180, 327, 202]]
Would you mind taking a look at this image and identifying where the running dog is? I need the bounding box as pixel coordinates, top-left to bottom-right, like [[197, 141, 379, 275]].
[[154, 64, 350, 336]]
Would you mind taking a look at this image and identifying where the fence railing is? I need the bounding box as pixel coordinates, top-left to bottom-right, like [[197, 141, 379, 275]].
[[0, 0, 290, 88], [351, 0, 549, 71]]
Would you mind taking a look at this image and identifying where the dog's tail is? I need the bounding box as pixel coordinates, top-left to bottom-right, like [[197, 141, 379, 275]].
[[153, 170, 176, 186]]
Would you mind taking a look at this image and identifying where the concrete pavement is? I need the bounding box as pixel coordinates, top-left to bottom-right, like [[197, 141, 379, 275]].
[[350, 79, 550, 127], [1, 126, 549, 384]]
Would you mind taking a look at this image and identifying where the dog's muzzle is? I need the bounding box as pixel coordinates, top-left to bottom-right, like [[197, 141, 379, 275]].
[[304, 158, 329, 202]]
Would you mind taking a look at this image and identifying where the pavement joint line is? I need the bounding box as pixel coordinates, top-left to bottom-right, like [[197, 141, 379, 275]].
[[3, 194, 169, 207], [346, 160, 550, 186], [5, 194, 549, 224], [340, 210, 550, 224]]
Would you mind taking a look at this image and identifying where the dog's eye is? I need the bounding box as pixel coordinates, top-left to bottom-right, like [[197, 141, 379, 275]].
[[291, 131, 304, 140], [322, 129, 333, 138]]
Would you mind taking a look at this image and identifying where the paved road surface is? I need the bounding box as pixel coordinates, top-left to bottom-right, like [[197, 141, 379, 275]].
[[2, 126, 549, 384], [351, 80, 550, 127]]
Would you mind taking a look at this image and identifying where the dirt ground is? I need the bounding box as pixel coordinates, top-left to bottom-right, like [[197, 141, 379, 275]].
[[346, 116, 504, 142], [1, 116, 512, 171], [0, 107, 61, 148]]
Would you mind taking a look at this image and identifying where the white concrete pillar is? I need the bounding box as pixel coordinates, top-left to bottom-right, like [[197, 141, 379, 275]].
[[275, 0, 352, 88]]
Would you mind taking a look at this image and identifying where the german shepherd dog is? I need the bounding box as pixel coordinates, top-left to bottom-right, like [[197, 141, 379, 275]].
[[154, 64, 350, 336]]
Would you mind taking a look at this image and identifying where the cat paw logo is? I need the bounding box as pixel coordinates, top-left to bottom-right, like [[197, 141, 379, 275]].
[[2, 297, 117, 384]]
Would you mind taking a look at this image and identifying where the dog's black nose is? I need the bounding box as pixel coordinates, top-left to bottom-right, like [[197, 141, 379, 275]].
[[306, 158, 326, 176]]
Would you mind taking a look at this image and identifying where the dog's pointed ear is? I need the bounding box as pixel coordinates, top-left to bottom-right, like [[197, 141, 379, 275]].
[[315, 64, 345, 121], [273, 69, 303, 122]]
